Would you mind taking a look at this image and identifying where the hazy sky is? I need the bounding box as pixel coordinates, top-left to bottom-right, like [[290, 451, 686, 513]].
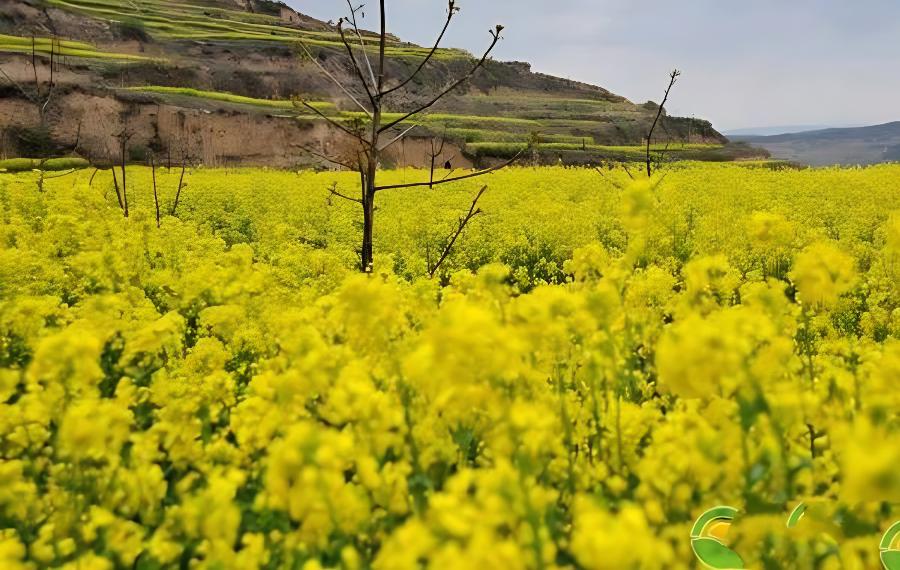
[[288, 0, 900, 131]]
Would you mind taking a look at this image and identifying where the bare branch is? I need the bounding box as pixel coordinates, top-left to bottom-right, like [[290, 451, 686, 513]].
[[299, 143, 357, 170], [151, 154, 160, 228], [654, 121, 674, 166], [71, 118, 83, 152], [337, 19, 377, 104], [110, 164, 124, 212], [41, 168, 77, 180], [594, 167, 624, 190], [650, 171, 671, 191], [381, 0, 459, 97], [297, 41, 372, 117], [0, 66, 37, 103], [646, 69, 680, 177], [343, 1, 378, 88], [428, 185, 487, 277], [378, 26, 503, 134], [328, 182, 363, 204], [378, 123, 419, 152], [621, 162, 636, 180], [375, 149, 520, 192], [293, 97, 371, 146], [31, 36, 38, 91], [171, 157, 188, 215], [376, 0, 387, 93], [116, 122, 133, 218], [426, 127, 450, 188], [40, 38, 56, 119]]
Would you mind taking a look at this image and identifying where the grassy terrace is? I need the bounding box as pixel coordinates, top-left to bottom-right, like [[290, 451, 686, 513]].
[[469, 142, 724, 153], [129, 86, 721, 160], [127, 86, 334, 113], [0, 34, 153, 61], [127, 86, 723, 159], [130, 86, 557, 138], [129, 86, 623, 131], [465, 142, 725, 161], [46, 0, 467, 59]]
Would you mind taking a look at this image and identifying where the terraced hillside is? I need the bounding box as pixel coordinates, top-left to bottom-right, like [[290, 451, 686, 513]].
[[0, 0, 744, 167]]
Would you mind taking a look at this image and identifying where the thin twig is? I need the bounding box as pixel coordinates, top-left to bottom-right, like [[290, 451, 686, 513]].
[[342, 1, 378, 91], [40, 37, 55, 119], [378, 26, 503, 134], [32, 36, 38, 89], [294, 97, 371, 146], [151, 155, 160, 228], [381, 0, 459, 97], [299, 143, 357, 170], [0, 66, 36, 103], [375, 150, 520, 192], [296, 42, 372, 117], [328, 182, 363, 204], [337, 19, 377, 105], [41, 168, 77, 180], [594, 167, 624, 190], [377, 0, 387, 93], [110, 165, 124, 211], [655, 121, 674, 166], [378, 123, 419, 152], [171, 158, 187, 215], [429, 185, 487, 277], [646, 69, 680, 177]]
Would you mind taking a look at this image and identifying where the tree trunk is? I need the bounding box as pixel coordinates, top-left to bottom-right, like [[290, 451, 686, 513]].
[[361, 159, 377, 272], [120, 144, 129, 218], [360, 97, 381, 273], [110, 167, 124, 211], [361, 194, 375, 272], [429, 153, 436, 189]]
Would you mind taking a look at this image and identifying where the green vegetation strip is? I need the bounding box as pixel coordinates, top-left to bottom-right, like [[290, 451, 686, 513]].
[[0, 158, 90, 172], [125, 87, 723, 155], [0, 34, 153, 61], [44, 0, 466, 59], [127, 86, 335, 112], [468, 142, 724, 154]]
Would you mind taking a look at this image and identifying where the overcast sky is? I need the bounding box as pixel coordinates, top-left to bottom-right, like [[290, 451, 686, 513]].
[[288, 0, 900, 131]]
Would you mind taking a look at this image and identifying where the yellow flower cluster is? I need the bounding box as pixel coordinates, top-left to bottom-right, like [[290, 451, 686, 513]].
[[0, 164, 898, 568]]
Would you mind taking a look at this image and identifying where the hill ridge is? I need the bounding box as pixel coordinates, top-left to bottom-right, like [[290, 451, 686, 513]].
[[0, 0, 743, 167], [731, 121, 900, 165]]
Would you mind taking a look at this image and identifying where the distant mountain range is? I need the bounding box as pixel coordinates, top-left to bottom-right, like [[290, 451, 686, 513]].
[[723, 125, 838, 137], [729, 122, 900, 166]]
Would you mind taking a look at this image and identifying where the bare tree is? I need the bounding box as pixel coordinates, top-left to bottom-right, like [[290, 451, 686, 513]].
[[170, 141, 195, 216], [0, 36, 63, 166], [295, 0, 517, 272], [0, 36, 59, 130], [645, 69, 680, 177]]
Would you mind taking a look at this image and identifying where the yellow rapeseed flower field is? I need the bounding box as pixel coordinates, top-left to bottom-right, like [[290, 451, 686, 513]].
[[0, 164, 898, 568]]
